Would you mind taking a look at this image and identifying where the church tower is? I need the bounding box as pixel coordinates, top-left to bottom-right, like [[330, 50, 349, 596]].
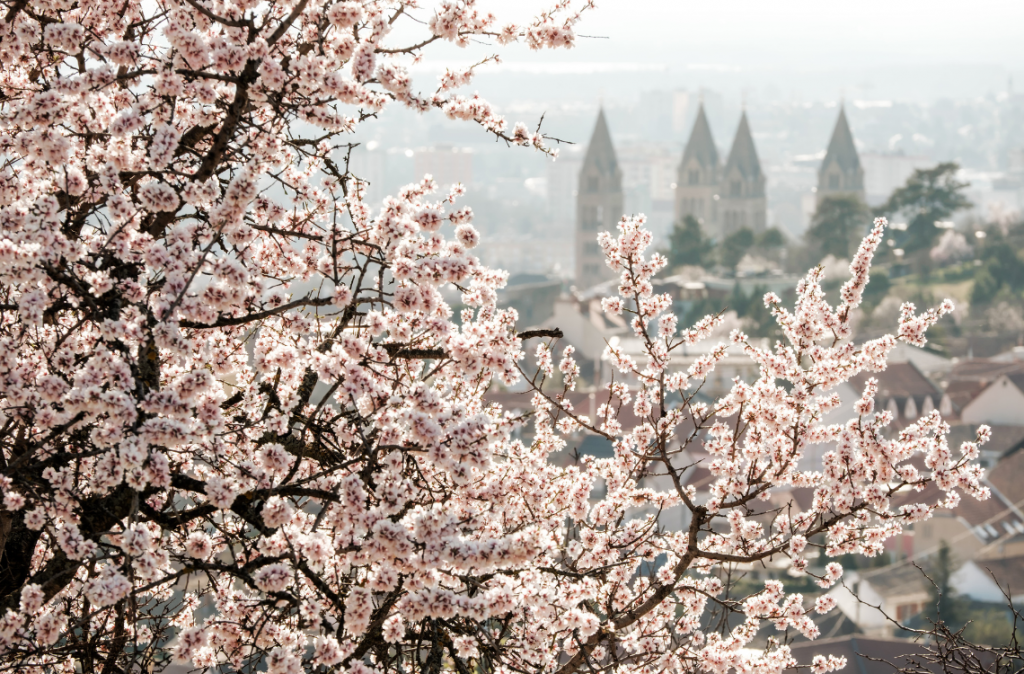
[[718, 112, 767, 236], [674, 104, 720, 233], [817, 108, 865, 205], [576, 108, 623, 290]]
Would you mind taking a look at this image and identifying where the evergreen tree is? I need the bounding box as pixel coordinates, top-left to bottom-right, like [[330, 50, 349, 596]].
[[926, 541, 967, 626], [720, 227, 756, 269], [757, 227, 788, 251], [875, 162, 972, 253], [667, 215, 716, 269], [806, 194, 871, 259]]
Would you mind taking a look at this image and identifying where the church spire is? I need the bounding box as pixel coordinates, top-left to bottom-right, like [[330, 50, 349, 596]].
[[822, 107, 861, 175], [576, 108, 622, 290], [582, 107, 619, 175], [817, 107, 865, 203], [680, 104, 719, 172], [716, 112, 767, 235], [723, 112, 763, 189]]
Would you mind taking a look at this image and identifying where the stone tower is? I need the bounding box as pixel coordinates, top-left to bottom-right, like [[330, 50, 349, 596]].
[[674, 104, 720, 232], [576, 108, 623, 290], [817, 107, 865, 205], [718, 112, 767, 236]]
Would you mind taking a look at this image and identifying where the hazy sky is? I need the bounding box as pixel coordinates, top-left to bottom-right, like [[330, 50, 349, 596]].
[[424, 0, 1024, 70]]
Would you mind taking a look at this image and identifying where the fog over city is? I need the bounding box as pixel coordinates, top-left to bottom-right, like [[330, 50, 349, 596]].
[[343, 0, 1024, 292], [13, 0, 1024, 669]]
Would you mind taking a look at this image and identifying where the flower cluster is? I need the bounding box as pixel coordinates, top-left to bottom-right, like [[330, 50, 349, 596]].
[[0, 1, 985, 673]]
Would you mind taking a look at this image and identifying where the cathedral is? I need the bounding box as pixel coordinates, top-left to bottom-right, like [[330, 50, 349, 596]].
[[574, 105, 865, 287], [816, 107, 865, 204], [674, 105, 767, 239], [575, 108, 623, 290]]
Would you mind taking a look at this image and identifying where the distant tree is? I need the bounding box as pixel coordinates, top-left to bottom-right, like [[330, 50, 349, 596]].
[[970, 227, 1024, 307], [728, 283, 751, 316], [876, 162, 972, 253], [971, 263, 1002, 306], [757, 227, 788, 250], [862, 269, 892, 309], [720, 227, 756, 269], [930, 229, 973, 266], [806, 194, 871, 259], [667, 215, 716, 268], [926, 541, 966, 625], [742, 285, 783, 339]]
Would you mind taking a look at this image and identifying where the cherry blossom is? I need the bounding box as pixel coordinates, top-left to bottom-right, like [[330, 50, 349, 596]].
[[0, 0, 987, 671]]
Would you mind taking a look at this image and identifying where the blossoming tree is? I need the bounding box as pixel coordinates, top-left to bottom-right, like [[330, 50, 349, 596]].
[[0, 0, 992, 672]]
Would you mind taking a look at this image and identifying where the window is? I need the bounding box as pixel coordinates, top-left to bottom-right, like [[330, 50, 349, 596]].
[[730, 180, 742, 197], [587, 176, 599, 192], [828, 174, 840, 190], [896, 603, 923, 621], [688, 170, 700, 185], [585, 242, 601, 255], [581, 206, 597, 230]]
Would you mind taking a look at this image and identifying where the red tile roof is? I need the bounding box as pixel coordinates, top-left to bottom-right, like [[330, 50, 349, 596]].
[[850, 362, 940, 402]]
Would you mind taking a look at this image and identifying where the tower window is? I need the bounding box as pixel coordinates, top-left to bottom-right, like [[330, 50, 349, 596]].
[[688, 170, 700, 185], [829, 174, 840, 189], [588, 176, 600, 192], [730, 180, 742, 197]]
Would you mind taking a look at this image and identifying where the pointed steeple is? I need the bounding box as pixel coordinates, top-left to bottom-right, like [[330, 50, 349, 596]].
[[576, 107, 622, 289], [680, 104, 719, 172], [817, 107, 865, 202], [822, 107, 861, 175], [723, 112, 763, 184], [582, 108, 618, 175]]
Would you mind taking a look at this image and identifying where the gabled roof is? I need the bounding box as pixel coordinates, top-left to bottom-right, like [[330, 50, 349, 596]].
[[722, 112, 763, 183], [988, 441, 1024, 507], [1006, 372, 1024, 393], [949, 359, 1024, 384], [582, 108, 619, 175], [944, 380, 986, 410], [857, 563, 932, 596], [946, 424, 1024, 459], [849, 362, 941, 402], [679, 104, 719, 172], [787, 635, 969, 674], [968, 554, 1024, 587], [820, 107, 861, 175]]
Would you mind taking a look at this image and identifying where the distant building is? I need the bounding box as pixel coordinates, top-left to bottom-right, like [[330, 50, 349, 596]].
[[861, 152, 932, 206], [962, 373, 1024, 426], [638, 89, 694, 141], [547, 145, 583, 228], [348, 141, 386, 206], [497, 274, 562, 329], [830, 563, 932, 635], [675, 104, 721, 233], [576, 109, 623, 290], [618, 143, 676, 243], [675, 105, 767, 240], [952, 554, 1024, 604], [718, 112, 767, 236], [786, 636, 960, 673], [817, 108, 865, 205], [413, 144, 472, 188]]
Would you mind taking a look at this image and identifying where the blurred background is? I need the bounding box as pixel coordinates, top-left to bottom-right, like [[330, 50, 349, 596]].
[[347, 0, 1024, 359]]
